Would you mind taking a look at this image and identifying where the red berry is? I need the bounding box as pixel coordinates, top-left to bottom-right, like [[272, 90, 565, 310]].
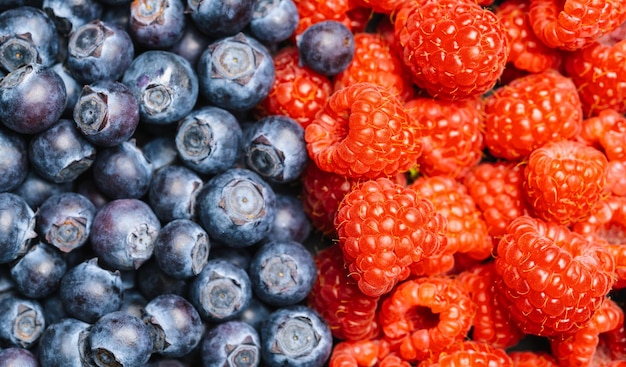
[[579, 108, 626, 162], [329, 339, 389, 367], [607, 160, 626, 197], [509, 351, 559, 367], [408, 252, 455, 277], [293, 0, 353, 38], [417, 340, 513, 367]]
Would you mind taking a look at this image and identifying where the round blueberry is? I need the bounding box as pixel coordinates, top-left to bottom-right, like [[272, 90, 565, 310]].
[[249, 0, 299, 44], [297, 20, 355, 76], [0, 193, 37, 264], [188, 0, 255, 39], [154, 219, 210, 280], [51, 63, 83, 118], [11, 171, 73, 210], [37, 192, 96, 253], [43, 0, 104, 36], [37, 317, 91, 367], [167, 21, 211, 67], [0, 347, 38, 367], [201, 320, 261, 367], [0, 127, 28, 192], [0, 294, 45, 349], [136, 258, 189, 301], [143, 136, 179, 172], [264, 193, 312, 244], [236, 296, 271, 333], [129, 0, 186, 49], [208, 246, 252, 272], [148, 165, 203, 223], [10, 242, 67, 299]]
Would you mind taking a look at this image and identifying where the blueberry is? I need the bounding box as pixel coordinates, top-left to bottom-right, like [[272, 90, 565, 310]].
[[167, 21, 211, 68], [143, 136, 179, 172], [90, 198, 161, 270], [122, 50, 199, 125], [188, 0, 255, 39], [75, 178, 109, 210], [119, 289, 147, 319], [92, 139, 154, 200], [236, 296, 271, 333], [249, 0, 299, 44], [208, 246, 251, 272], [0, 127, 28, 192], [148, 165, 203, 223], [41, 292, 68, 325], [154, 219, 210, 279], [66, 19, 135, 85], [86, 311, 153, 367], [196, 168, 277, 247], [0, 193, 37, 264], [243, 115, 307, 183], [43, 0, 104, 36], [189, 259, 252, 322], [0, 294, 45, 348], [74, 80, 140, 147], [201, 320, 261, 367], [37, 317, 91, 367], [261, 305, 332, 367], [197, 33, 275, 111], [36, 192, 96, 253], [59, 257, 123, 323], [11, 171, 73, 210], [130, 0, 186, 49], [100, 2, 131, 29], [51, 63, 82, 118], [0, 347, 38, 367], [142, 294, 204, 357], [136, 258, 189, 300], [0, 63, 67, 134], [0, 6, 59, 72], [264, 193, 311, 243], [28, 119, 97, 183], [297, 20, 355, 76], [10, 242, 67, 299], [175, 106, 243, 175]]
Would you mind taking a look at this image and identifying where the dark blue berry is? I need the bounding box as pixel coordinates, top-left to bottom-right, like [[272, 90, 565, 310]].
[[154, 219, 210, 280], [201, 320, 261, 367], [51, 63, 83, 118], [129, 0, 186, 49], [197, 33, 275, 111], [43, 0, 104, 36], [10, 242, 67, 299], [188, 0, 255, 39], [0, 128, 28, 192], [265, 193, 312, 244], [119, 289, 147, 319], [0, 193, 36, 264], [75, 178, 109, 210], [236, 296, 272, 333], [167, 21, 211, 68], [208, 246, 251, 272], [11, 171, 72, 209], [249, 0, 299, 44], [143, 136, 179, 172], [41, 292, 68, 326], [0, 347, 38, 367], [0, 294, 45, 348], [148, 165, 203, 223], [297, 20, 355, 76], [37, 317, 91, 367], [136, 258, 189, 301]]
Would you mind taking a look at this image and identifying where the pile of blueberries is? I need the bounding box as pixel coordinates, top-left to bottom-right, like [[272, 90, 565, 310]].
[[0, 0, 356, 366]]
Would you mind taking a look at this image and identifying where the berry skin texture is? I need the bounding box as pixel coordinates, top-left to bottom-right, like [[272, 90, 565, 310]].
[[509, 351, 559, 367], [523, 140, 608, 225], [335, 178, 448, 297], [579, 108, 626, 162], [484, 69, 583, 161], [394, 0, 509, 101], [305, 82, 422, 179], [417, 341, 513, 367], [494, 216, 615, 337]]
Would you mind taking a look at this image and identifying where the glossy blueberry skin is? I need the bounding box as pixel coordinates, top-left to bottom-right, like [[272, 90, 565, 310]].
[[86, 311, 154, 367], [0, 63, 67, 135], [261, 305, 332, 367], [92, 139, 154, 200], [297, 20, 355, 76], [243, 115, 307, 183], [0, 193, 37, 264], [0, 128, 28, 192], [154, 219, 210, 280], [143, 136, 179, 172], [37, 317, 91, 367], [11, 171, 72, 209], [90, 198, 161, 270], [0, 6, 59, 72], [201, 320, 261, 367], [143, 294, 204, 357], [67, 19, 134, 85], [59, 258, 123, 323], [43, 0, 104, 36], [196, 168, 277, 247], [188, 0, 255, 39], [148, 165, 203, 223], [250, 0, 299, 44], [10, 242, 67, 299], [0, 347, 38, 367], [136, 258, 189, 300], [189, 259, 252, 322], [130, 0, 186, 49], [122, 50, 199, 125], [37, 192, 96, 253], [265, 193, 311, 244], [51, 63, 82, 118], [74, 80, 140, 147], [167, 21, 211, 68], [176, 106, 243, 175], [198, 33, 275, 111], [28, 119, 97, 183], [0, 294, 45, 348]]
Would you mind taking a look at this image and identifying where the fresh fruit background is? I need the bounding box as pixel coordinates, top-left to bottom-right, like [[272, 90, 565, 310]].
[[0, 0, 625, 366]]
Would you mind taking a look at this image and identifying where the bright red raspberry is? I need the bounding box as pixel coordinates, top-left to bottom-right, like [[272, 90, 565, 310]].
[[484, 69, 583, 161], [335, 178, 448, 297], [528, 0, 626, 51], [334, 33, 414, 103], [394, 0, 509, 100], [579, 108, 626, 162], [329, 339, 390, 367], [254, 47, 332, 130], [496, 0, 562, 73], [509, 351, 559, 367], [293, 0, 353, 38], [494, 216, 615, 337], [378, 276, 475, 362], [404, 96, 484, 179], [417, 341, 513, 367], [523, 140, 608, 225], [408, 175, 492, 260], [457, 262, 525, 349], [307, 244, 380, 341], [305, 82, 422, 180], [348, 0, 406, 14], [607, 160, 626, 197], [408, 252, 455, 277], [464, 161, 531, 238]]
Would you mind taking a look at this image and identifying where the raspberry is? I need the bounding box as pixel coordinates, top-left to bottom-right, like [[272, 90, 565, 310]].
[[417, 341, 513, 367], [408, 252, 455, 277], [496, 0, 562, 73], [333, 33, 414, 102], [394, 0, 509, 100], [528, 0, 626, 51], [305, 82, 422, 179], [404, 96, 484, 179], [254, 46, 332, 130], [464, 161, 531, 238], [484, 69, 583, 161], [293, 0, 353, 38], [334, 178, 448, 297], [378, 276, 475, 362], [408, 175, 492, 260], [508, 351, 559, 367], [607, 160, 626, 197], [494, 216, 615, 337], [349, 0, 406, 15], [307, 244, 380, 341], [523, 140, 609, 225], [329, 339, 390, 367], [579, 108, 626, 162]]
